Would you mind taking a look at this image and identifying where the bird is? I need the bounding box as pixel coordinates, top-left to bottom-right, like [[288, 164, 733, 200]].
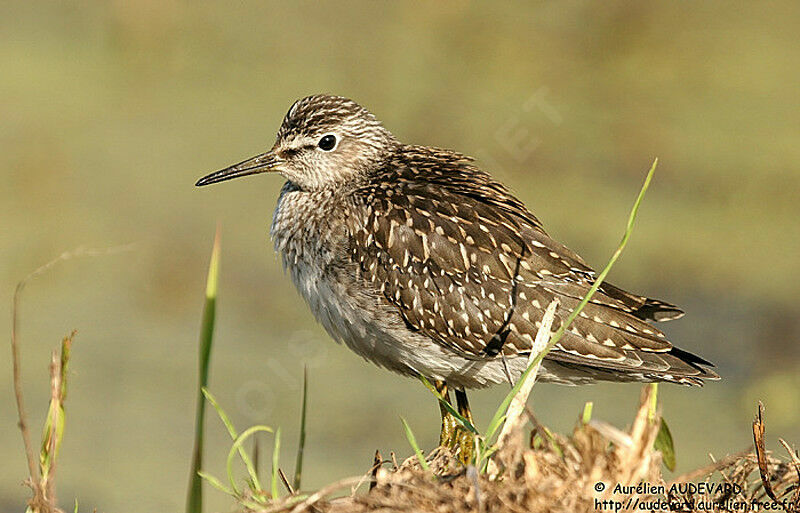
[[195, 94, 718, 460]]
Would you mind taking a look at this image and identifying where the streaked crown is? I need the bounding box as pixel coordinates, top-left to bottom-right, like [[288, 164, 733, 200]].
[[273, 95, 399, 189]]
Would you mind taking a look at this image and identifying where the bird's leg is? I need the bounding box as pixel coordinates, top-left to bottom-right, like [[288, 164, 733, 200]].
[[453, 389, 475, 465], [455, 389, 474, 425], [434, 380, 458, 447], [432, 381, 474, 465]]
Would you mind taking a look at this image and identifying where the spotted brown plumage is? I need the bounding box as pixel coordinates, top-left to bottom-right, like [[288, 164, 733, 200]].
[[345, 145, 715, 386], [196, 94, 718, 393]]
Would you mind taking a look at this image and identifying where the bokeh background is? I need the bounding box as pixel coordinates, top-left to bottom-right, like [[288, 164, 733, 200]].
[[2, 1, 799, 511]]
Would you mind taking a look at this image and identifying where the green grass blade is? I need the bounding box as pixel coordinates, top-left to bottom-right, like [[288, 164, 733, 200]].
[[648, 383, 659, 421], [293, 366, 308, 491], [251, 436, 260, 488], [271, 427, 281, 500], [201, 388, 238, 439], [582, 402, 594, 425], [542, 426, 563, 458], [654, 418, 676, 471], [202, 387, 266, 495], [487, 159, 658, 443], [187, 226, 221, 513], [400, 417, 430, 472], [418, 375, 479, 435], [226, 425, 274, 497], [198, 471, 234, 495]]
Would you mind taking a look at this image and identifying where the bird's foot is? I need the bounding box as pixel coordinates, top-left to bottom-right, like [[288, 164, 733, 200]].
[[439, 410, 475, 466], [433, 380, 475, 466]]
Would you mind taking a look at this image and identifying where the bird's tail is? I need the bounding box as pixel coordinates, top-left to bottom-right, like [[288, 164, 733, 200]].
[[633, 298, 685, 322], [598, 281, 685, 322]]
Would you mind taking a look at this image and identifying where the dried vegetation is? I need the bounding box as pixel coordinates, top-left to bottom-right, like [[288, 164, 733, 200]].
[[258, 388, 799, 513]]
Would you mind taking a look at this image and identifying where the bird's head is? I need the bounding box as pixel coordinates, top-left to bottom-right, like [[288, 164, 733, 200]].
[[196, 95, 398, 190]]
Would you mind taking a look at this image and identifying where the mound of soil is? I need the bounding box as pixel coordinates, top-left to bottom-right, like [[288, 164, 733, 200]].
[[263, 388, 799, 513]]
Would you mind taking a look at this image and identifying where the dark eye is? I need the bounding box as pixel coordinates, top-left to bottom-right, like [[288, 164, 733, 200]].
[[318, 134, 337, 151]]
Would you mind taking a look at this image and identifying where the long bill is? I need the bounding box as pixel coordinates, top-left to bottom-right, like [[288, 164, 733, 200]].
[[195, 151, 279, 186]]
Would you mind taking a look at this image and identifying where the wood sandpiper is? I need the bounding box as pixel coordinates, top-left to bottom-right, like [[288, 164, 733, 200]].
[[196, 94, 718, 461]]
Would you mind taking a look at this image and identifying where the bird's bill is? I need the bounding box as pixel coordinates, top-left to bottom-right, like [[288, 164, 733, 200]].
[[195, 151, 279, 186]]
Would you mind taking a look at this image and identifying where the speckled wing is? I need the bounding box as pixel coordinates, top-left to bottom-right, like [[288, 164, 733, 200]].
[[348, 151, 717, 384]]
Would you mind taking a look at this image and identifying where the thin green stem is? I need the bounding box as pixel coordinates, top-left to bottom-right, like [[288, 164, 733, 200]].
[[293, 367, 308, 491], [400, 417, 431, 472], [187, 226, 221, 513]]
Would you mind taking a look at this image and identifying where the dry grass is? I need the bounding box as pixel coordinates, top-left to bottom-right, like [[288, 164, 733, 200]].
[[254, 386, 799, 513], [10, 246, 133, 513]]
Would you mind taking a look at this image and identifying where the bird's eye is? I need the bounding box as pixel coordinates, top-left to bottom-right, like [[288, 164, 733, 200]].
[[318, 134, 337, 151]]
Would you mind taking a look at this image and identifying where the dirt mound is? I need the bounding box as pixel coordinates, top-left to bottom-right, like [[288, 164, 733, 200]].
[[263, 389, 799, 513]]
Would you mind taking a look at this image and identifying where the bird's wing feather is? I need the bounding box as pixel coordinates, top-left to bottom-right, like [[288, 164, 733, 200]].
[[347, 154, 714, 382], [390, 147, 684, 321]]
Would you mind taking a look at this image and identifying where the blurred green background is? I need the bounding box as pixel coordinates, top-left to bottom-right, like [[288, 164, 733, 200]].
[[2, 1, 799, 511]]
